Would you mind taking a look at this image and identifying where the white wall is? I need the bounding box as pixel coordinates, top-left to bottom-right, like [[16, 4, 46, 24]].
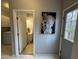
[[10, 0, 62, 55], [26, 14, 33, 34], [1, 15, 10, 27]]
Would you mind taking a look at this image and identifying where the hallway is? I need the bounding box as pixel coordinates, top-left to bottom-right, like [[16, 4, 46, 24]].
[[1, 0, 78, 59]]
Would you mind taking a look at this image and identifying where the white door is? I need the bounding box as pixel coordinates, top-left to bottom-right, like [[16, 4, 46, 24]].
[[17, 12, 27, 53]]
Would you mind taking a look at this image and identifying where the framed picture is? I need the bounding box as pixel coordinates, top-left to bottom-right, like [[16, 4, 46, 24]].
[[41, 12, 56, 34]]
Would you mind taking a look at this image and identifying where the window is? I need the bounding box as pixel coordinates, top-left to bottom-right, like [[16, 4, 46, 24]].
[[64, 9, 78, 42]]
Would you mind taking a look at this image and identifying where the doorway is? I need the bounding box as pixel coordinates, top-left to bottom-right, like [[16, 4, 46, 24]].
[[1, 0, 12, 55], [1, 15, 12, 55], [60, 4, 78, 59], [13, 10, 35, 55]]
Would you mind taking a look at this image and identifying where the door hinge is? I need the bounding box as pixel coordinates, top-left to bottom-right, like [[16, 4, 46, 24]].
[[17, 33, 19, 36], [16, 17, 18, 20]]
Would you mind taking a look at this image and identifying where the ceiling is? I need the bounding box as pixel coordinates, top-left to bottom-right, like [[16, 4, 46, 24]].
[[1, 0, 9, 17], [1, 0, 33, 18]]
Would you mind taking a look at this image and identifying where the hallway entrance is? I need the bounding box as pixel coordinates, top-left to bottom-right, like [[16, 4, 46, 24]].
[[13, 10, 35, 55]]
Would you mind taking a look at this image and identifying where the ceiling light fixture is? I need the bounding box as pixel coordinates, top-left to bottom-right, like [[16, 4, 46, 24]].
[[3, 3, 9, 8]]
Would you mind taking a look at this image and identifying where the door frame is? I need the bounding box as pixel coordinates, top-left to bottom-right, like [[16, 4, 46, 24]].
[[59, 2, 78, 57], [12, 9, 35, 56]]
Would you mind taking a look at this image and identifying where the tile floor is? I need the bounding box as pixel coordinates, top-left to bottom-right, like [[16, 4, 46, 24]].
[[35, 54, 59, 59], [1, 44, 12, 55], [22, 43, 33, 55], [1, 54, 59, 59], [1, 43, 59, 59], [1, 55, 34, 59]]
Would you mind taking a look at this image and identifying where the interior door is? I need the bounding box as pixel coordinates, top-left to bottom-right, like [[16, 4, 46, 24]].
[[60, 8, 78, 59], [17, 12, 27, 53]]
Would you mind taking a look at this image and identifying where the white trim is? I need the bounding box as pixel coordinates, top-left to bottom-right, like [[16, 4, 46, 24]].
[[13, 10, 19, 56], [12, 9, 35, 56]]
